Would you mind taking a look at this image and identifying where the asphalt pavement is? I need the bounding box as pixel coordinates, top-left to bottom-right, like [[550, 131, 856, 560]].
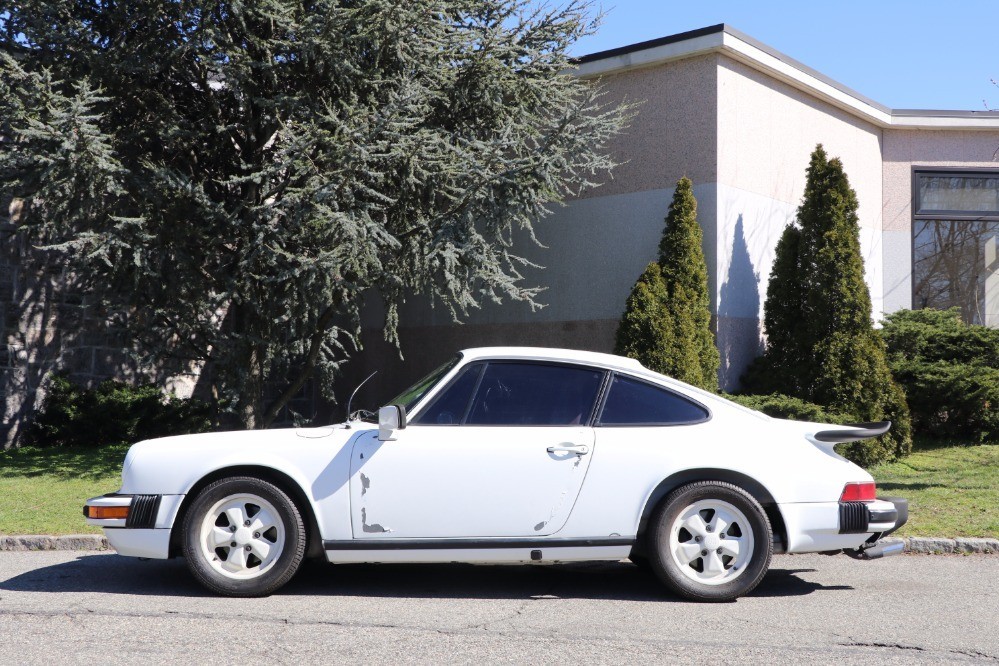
[[0, 551, 996, 664]]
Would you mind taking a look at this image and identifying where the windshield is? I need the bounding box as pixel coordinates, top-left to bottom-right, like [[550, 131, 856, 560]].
[[388, 355, 461, 413]]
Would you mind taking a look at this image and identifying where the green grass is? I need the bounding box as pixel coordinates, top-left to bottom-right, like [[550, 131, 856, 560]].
[[870, 442, 999, 538], [0, 444, 128, 535], [1, 441, 996, 538]]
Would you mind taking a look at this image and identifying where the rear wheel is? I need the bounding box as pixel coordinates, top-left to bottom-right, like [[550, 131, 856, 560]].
[[182, 476, 306, 597], [648, 481, 772, 602]]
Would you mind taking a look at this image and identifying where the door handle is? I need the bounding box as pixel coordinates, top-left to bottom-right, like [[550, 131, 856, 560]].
[[547, 444, 590, 455]]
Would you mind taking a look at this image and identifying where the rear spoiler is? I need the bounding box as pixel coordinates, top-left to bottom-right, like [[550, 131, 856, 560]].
[[813, 421, 891, 444]]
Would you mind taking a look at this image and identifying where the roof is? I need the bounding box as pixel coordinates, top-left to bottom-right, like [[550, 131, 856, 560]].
[[459, 346, 645, 372], [574, 24, 999, 131], [456, 346, 769, 419]]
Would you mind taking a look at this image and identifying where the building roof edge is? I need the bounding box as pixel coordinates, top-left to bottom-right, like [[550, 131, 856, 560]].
[[574, 25, 999, 130], [574, 24, 726, 64]]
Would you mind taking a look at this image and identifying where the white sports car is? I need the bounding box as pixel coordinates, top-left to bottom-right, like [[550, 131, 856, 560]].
[[85, 347, 907, 601]]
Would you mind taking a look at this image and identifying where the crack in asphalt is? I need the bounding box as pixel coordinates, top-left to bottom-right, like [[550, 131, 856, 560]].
[[842, 641, 926, 651], [840, 640, 999, 661], [465, 582, 562, 632], [950, 649, 999, 661]]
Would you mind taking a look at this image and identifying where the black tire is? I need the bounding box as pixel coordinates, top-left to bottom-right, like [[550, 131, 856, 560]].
[[628, 554, 653, 573], [647, 481, 773, 602], [182, 476, 306, 597]]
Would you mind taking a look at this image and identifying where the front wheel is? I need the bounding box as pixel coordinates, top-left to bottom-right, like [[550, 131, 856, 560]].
[[648, 481, 773, 602], [182, 476, 306, 597]]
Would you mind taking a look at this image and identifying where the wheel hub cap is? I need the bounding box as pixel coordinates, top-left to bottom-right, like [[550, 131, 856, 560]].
[[198, 493, 286, 580], [667, 498, 755, 586]]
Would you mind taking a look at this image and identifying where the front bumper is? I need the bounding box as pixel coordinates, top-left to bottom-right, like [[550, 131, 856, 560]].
[[84, 493, 185, 531], [84, 493, 181, 560], [83, 493, 163, 528]]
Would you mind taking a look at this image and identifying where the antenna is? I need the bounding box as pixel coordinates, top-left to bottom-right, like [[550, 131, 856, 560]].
[[344, 370, 378, 428]]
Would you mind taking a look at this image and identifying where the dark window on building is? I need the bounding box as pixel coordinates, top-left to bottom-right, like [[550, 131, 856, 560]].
[[597, 375, 709, 426], [913, 170, 999, 327], [464, 363, 605, 426]]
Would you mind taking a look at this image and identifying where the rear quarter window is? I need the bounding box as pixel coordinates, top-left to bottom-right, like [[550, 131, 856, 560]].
[[597, 375, 709, 426]]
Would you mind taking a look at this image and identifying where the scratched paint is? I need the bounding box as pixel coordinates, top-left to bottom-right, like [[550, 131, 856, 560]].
[[361, 507, 390, 533], [360, 473, 370, 496], [533, 462, 579, 531]]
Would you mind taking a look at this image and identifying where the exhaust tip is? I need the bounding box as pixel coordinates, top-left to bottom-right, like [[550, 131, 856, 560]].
[[861, 540, 905, 559]]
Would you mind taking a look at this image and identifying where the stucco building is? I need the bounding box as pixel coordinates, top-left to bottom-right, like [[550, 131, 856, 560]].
[[4, 24, 999, 439], [345, 24, 999, 403]]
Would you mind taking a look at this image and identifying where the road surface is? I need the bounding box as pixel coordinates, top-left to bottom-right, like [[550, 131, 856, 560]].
[[1, 551, 996, 664]]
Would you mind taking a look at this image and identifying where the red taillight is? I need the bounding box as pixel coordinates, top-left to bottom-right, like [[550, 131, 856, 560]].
[[840, 482, 876, 502]]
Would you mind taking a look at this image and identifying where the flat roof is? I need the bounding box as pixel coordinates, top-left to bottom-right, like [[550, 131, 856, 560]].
[[574, 24, 999, 130]]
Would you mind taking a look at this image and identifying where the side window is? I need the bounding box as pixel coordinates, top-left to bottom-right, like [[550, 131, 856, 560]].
[[465, 363, 604, 426], [412, 364, 483, 425], [598, 375, 708, 426]]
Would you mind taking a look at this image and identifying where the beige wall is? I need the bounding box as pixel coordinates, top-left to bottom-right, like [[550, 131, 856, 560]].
[[348, 56, 725, 393], [717, 58, 884, 218], [713, 56, 885, 385], [578, 54, 719, 199], [355, 52, 999, 396], [367, 55, 725, 333]]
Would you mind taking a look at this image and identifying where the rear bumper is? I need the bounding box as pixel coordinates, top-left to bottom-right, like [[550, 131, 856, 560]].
[[838, 496, 909, 536], [842, 496, 909, 560], [779, 496, 908, 553]]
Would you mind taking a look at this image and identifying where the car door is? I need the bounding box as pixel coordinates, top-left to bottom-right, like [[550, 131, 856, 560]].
[[349, 361, 605, 538]]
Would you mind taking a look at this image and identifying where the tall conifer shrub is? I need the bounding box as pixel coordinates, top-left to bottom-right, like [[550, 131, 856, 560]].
[[745, 146, 911, 465], [615, 177, 719, 390]]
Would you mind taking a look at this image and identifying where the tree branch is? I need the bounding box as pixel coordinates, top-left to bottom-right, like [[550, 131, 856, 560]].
[[259, 305, 337, 427]]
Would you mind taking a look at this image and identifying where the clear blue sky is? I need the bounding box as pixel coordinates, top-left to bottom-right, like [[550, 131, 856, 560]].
[[569, 0, 998, 111]]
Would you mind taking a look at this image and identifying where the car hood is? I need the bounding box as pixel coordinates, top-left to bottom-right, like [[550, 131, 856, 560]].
[[119, 421, 377, 495]]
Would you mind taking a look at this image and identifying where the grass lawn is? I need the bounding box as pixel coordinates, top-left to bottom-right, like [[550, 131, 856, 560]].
[[870, 442, 999, 538], [1, 441, 996, 538], [0, 444, 129, 535]]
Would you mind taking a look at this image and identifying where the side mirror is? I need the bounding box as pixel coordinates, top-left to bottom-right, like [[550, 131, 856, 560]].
[[378, 404, 407, 441]]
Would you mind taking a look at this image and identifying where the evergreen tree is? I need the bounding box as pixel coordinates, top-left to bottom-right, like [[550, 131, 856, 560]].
[[742, 224, 804, 394], [748, 146, 911, 464], [613, 263, 674, 374], [0, 0, 630, 428], [658, 177, 719, 390], [615, 177, 719, 390]]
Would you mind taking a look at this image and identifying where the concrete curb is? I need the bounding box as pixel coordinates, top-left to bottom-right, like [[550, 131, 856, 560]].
[[1, 534, 998, 554], [892, 536, 999, 555], [0, 534, 110, 551]]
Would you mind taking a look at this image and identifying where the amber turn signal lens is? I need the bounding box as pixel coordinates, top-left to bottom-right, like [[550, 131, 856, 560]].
[[85, 505, 130, 520]]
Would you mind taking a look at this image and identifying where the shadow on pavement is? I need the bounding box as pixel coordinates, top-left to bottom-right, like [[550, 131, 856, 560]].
[[1, 553, 852, 600]]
